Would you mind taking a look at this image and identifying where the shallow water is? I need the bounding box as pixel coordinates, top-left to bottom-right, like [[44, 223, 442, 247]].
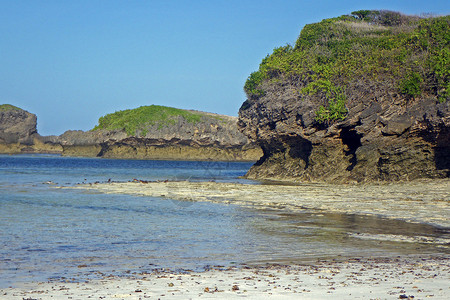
[[0, 154, 448, 288]]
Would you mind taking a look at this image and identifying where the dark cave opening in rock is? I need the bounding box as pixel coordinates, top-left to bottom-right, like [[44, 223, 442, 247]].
[[419, 124, 450, 177], [434, 127, 450, 176], [287, 137, 313, 169], [340, 127, 362, 171], [434, 147, 449, 176]]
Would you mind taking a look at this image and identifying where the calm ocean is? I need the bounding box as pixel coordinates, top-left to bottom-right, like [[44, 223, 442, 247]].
[[0, 154, 447, 288]]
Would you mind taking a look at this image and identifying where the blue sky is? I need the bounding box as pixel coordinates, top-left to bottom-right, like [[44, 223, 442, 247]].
[[1, 1, 448, 135]]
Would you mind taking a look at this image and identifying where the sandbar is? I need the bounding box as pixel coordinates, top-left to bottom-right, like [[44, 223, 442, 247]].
[[68, 179, 450, 227]]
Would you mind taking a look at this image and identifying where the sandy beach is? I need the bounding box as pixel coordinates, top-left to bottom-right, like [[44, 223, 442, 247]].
[[2, 255, 449, 299], [2, 179, 448, 299]]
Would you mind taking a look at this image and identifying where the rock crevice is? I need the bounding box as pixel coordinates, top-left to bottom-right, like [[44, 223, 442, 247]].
[[239, 82, 450, 182]]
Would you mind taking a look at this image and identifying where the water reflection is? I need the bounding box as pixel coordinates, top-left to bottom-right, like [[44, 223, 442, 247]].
[[245, 209, 449, 264]]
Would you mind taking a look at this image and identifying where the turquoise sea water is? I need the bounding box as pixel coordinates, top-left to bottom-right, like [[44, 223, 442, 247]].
[[0, 154, 448, 288]]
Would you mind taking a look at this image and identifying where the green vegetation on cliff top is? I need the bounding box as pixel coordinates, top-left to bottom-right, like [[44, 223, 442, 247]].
[[244, 10, 449, 122], [93, 105, 206, 136], [0, 104, 22, 112]]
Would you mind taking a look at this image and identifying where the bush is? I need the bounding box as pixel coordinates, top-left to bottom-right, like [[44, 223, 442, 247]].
[[244, 71, 265, 97], [243, 11, 449, 124], [400, 72, 423, 98], [301, 77, 348, 122]]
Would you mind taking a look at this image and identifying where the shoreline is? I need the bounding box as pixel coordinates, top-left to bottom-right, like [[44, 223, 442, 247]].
[[0, 142, 263, 162], [4, 176, 448, 298], [2, 254, 448, 299], [66, 179, 450, 228], [0, 151, 260, 162]]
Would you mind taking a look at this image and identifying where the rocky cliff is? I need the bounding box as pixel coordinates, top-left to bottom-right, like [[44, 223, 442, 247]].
[[0, 104, 261, 161], [0, 104, 62, 153], [57, 129, 127, 157], [238, 11, 449, 182], [0, 104, 37, 144], [73, 106, 262, 161]]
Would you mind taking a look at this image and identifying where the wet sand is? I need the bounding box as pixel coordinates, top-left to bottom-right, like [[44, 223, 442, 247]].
[[2, 255, 448, 299], [68, 179, 450, 227]]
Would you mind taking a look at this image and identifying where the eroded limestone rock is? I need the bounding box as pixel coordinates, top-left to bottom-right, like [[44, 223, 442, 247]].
[[238, 81, 450, 182]]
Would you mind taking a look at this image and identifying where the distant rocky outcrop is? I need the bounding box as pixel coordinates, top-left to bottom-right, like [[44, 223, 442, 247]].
[[0, 104, 262, 161], [0, 104, 62, 153], [0, 104, 37, 144], [238, 11, 450, 182], [57, 129, 127, 157], [60, 106, 261, 161]]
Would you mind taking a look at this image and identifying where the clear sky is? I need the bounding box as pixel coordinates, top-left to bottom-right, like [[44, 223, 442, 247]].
[[1, 0, 448, 135]]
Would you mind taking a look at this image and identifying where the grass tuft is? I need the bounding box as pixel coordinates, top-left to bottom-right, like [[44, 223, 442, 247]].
[[0, 104, 22, 112]]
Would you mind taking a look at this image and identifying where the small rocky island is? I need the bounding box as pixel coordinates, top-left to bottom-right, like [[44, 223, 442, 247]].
[[0, 104, 262, 161], [238, 11, 449, 182]]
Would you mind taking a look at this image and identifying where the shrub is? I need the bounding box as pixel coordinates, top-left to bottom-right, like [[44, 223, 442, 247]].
[[243, 11, 449, 124], [244, 71, 265, 97], [301, 78, 348, 122], [400, 72, 423, 98]]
